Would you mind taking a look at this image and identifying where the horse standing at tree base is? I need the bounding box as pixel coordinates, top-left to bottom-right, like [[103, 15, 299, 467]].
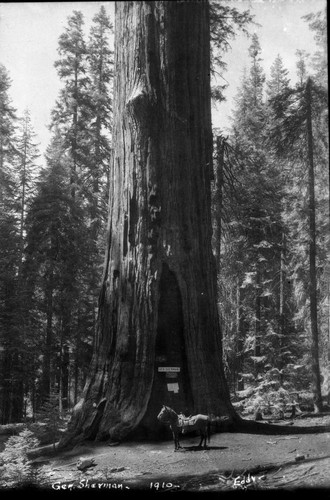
[[157, 405, 211, 451]]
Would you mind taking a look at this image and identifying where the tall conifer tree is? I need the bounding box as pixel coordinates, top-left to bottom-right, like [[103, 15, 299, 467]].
[[51, 11, 89, 199]]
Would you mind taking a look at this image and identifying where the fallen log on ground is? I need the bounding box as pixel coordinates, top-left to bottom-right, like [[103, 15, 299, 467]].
[[27, 442, 60, 459], [231, 416, 330, 435]]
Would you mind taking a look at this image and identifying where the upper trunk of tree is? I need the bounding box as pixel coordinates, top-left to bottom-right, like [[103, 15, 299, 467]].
[[61, 0, 237, 446]]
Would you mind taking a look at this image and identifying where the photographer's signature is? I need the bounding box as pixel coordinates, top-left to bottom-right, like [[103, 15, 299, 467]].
[[233, 473, 257, 490]]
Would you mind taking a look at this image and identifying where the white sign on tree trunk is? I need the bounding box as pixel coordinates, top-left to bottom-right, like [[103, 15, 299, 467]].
[[158, 367, 180, 372], [167, 383, 179, 393]]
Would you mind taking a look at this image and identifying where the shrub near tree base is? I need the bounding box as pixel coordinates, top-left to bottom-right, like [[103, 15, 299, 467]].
[[0, 429, 41, 488]]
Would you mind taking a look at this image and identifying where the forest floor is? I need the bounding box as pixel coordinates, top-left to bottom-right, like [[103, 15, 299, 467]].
[[14, 414, 330, 495]]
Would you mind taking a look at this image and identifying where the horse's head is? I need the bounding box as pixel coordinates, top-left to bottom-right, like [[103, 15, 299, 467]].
[[157, 405, 178, 424], [157, 405, 167, 421]]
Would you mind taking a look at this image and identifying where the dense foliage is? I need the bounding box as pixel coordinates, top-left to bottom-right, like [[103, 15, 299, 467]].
[[0, 7, 113, 423], [0, 429, 40, 488], [213, 10, 329, 414]]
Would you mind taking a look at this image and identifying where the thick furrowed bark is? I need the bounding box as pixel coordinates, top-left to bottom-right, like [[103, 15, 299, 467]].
[[61, 1, 236, 448]]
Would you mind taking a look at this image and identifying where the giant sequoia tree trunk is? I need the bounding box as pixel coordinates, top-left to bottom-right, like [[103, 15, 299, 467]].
[[61, 1, 237, 446], [214, 136, 224, 271]]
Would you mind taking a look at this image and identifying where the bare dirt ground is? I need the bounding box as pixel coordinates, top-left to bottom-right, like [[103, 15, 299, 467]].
[[25, 415, 330, 495]]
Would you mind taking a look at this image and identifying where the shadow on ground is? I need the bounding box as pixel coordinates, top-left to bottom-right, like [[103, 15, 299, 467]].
[[179, 445, 228, 452]]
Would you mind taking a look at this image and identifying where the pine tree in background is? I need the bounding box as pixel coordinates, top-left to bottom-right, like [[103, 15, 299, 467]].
[[13, 110, 41, 421], [295, 49, 310, 87], [86, 5, 113, 240], [36, 387, 65, 450], [268, 45, 328, 412], [0, 64, 17, 207], [23, 132, 90, 408], [80, 7, 114, 343], [41, 8, 115, 411], [0, 65, 25, 423], [266, 55, 290, 104], [265, 56, 304, 393], [230, 34, 283, 383], [211, 132, 250, 391], [15, 110, 40, 268], [51, 10, 90, 199], [0, 209, 21, 423], [303, 10, 327, 88], [218, 36, 298, 414], [209, 1, 254, 102]]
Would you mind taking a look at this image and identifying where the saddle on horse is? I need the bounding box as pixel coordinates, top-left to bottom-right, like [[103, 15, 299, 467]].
[[178, 414, 203, 431]]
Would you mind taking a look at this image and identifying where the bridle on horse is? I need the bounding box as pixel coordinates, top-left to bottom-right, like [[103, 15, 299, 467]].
[[159, 407, 178, 426]]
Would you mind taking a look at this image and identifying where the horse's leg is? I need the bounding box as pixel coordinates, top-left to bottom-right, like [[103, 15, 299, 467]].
[[171, 429, 177, 451], [201, 428, 208, 449], [198, 431, 203, 448], [203, 431, 207, 449], [172, 429, 181, 451], [176, 428, 182, 450]]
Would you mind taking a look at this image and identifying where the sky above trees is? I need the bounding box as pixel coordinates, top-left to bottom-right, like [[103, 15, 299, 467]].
[[213, 0, 326, 131], [0, 0, 326, 154]]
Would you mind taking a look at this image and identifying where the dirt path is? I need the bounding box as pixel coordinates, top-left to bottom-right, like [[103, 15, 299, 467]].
[[31, 417, 330, 493]]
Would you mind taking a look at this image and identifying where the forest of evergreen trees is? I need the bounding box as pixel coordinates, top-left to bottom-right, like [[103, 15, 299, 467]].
[[0, 3, 328, 428], [0, 7, 113, 423], [213, 11, 329, 414]]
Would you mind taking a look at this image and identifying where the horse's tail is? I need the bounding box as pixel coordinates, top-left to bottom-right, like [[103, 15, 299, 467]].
[[207, 419, 211, 443]]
